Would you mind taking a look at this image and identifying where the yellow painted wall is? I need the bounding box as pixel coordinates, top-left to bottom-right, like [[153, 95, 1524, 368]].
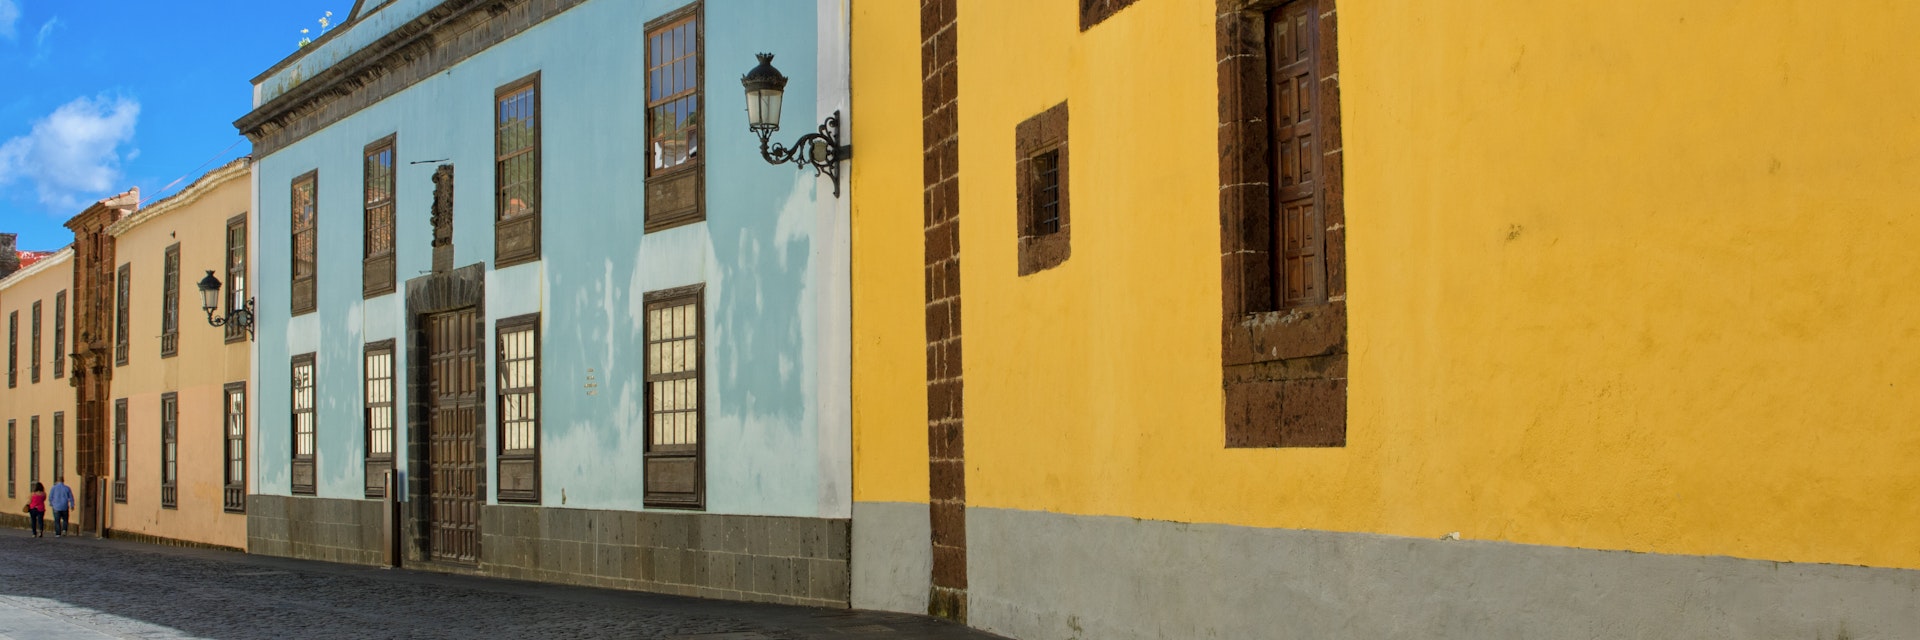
[[851, 0, 1920, 570], [107, 162, 251, 549], [0, 251, 79, 510]]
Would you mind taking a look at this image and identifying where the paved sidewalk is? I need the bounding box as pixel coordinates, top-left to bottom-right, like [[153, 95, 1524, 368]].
[[0, 528, 1000, 640]]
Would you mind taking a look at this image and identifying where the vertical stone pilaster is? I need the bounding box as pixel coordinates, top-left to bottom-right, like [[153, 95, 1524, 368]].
[[920, 0, 967, 624]]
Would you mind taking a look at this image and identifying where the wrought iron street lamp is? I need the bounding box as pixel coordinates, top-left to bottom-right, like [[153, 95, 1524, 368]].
[[196, 270, 255, 340], [741, 53, 847, 197]]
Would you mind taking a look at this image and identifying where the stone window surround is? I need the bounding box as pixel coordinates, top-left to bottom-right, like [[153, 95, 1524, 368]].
[[1014, 101, 1071, 276], [1218, 0, 1348, 448]]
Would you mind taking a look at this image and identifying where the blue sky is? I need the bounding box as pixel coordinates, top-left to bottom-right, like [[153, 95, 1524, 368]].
[[0, 0, 339, 251]]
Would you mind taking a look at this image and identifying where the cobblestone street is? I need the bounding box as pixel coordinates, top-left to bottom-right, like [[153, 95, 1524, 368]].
[[0, 528, 996, 640]]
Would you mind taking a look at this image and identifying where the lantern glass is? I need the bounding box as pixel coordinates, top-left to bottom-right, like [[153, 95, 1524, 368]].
[[746, 88, 784, 131], [197, 271, 222, 313]]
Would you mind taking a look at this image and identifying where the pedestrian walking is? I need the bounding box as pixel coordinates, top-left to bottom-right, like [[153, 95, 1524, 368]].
[[48, 478, 73, 537], [23, 482, 45, 538]]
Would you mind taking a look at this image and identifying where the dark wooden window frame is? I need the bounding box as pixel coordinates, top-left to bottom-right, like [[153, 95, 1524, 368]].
[[643, 2, 706, 233], [115, 263, 130, 365], [364, 135, 398, 297], [28, 300, 40, 383], [1015, 102, 1071, 276], [226, 214, 250, 344], [642, 284, 705, 510], [224, 382, 247, 512], [160, 392, 178, 509], [50, 412, 62, 482], [6, 420, 13, 499], [7, 310, 15, 388], [494, 73, 542, 267], [113, 399, 127, 502], [160, 243, 181, 358], [1218, 0, 1347, 448], [291, 353, 318, 495], [363, 340, 396, 498], [28, 415, 38, 486], [291, 171, 320, 316], [495, 313, 540, 503], [52, 291, 66, 378]]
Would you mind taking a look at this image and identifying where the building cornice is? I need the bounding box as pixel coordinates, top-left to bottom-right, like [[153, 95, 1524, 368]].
[[0, 247, 72, 291], [106, 158, 251, 239], [235, 0, 592, 157]]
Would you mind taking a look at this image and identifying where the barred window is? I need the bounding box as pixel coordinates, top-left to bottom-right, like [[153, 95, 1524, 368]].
[[364, 137, 396, 296], [52, 291, 65, 378], [7, 310, 15, 388], [364, 343, 395, 498], [161, 243, 180, 358], [292, 353, 317, 495], [30, 300, 41, 383], [113, 399, 127, 503], [494, 76, 541, 266], [224, 383, 247, 513], [116, 264, 130, 366], [226, 216, 249, 343], [644, 287, 703, 509], [161, 393, 178, 509], [496, 315, 539, 502], [29, 415, 39, 486], [51, 412, 62, 483], [291, 172, 318, 315]]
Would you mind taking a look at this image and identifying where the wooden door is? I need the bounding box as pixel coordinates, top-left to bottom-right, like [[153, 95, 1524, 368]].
[[427, 307, 483, 563]]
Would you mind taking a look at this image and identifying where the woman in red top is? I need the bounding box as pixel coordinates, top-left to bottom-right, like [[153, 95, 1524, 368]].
[[25, 482, 45, 538]]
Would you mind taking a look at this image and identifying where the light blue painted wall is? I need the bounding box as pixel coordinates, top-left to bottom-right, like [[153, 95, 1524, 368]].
[[251, 0, 850, 519]]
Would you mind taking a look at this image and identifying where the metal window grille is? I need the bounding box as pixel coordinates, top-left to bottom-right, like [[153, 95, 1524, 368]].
[[160, 244, 180, 357], [160, 393, 177, 508], [115, 264, 130, 365], [29, 301, 41, 383], [1033, 149, 1062, 235], [113, 399, 127, 502], [52, 291, 65, 378], [51, 412, 62, 483], [498, 326, 537, 453], [224, 383, 247, 512], [226, 217, 249, 342]]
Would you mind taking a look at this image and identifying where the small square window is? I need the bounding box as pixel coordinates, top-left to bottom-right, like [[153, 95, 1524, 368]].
[[1015, 102, 1071, 276]]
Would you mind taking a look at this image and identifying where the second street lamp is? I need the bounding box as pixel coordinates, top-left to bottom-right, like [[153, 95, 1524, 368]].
[[197, 270, 256, 341]]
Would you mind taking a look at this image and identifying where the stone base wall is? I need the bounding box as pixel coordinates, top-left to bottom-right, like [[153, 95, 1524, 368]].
[[247, 494, 386, 566], [956, 507, 1920, 640], [850, 501, 931, 614], [481, 505, 850, 608]]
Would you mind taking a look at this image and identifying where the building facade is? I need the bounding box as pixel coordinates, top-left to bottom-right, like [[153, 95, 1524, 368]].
[[848, 0, 1920, 638], [236, 0, 853, 606], [0, 242, 80, 531], [99, 159, 253, 549]]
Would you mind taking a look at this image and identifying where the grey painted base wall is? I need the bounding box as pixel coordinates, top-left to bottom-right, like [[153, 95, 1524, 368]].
[[954, 507, 1920, 640], [247, 495, 850, 607], [850, 501, 932, 614], [480, 505, 850, 607], [248, 495, 386, 566]]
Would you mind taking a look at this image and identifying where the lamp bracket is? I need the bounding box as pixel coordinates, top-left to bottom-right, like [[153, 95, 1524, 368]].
[[756, 110, 847, 198]]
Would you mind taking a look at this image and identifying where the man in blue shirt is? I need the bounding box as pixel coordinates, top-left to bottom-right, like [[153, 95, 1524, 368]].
[[48, 478, 74, 537]]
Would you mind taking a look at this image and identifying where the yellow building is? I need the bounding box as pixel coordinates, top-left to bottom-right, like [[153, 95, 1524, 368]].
[[102, 159, 252, 550], [849, 0, 1920, 637], [0, 243, 80, 532]]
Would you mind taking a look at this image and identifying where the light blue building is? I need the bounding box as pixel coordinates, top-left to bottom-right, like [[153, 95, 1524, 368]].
[[235, 0, 852, 605]]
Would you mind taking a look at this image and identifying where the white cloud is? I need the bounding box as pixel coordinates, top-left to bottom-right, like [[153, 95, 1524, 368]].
[[0, 95, 140, 210], [0, 0, 19, 40], [30, 17, 57, 64]]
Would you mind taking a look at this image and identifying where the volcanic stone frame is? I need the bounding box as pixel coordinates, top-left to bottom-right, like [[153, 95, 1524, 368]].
[[1218, 0, 1348, 448], [921, 0, 967, 623], [1015, 102, 1070, 276]]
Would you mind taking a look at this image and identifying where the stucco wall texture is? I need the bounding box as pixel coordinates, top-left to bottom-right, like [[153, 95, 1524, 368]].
[[107, 164, 251, 549], [850, 0, 1920, 582], [251, 0, 850, 519], [0, 251, 77, 507]]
